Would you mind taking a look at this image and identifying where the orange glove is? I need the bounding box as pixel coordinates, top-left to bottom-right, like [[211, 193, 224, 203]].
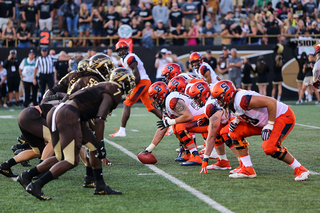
[[199, 159, 208, 174]]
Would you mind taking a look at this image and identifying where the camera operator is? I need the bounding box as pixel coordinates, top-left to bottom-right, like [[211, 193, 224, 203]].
[[3, 49, 21, 107], [155, 48, 172, 81]]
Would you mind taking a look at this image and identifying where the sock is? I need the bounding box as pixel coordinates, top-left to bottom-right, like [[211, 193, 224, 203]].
[[27, 167, 41, 178], [6, 158, 17, 168], [189, 147, 197, 154], [277, 96, 281, 101], [37, 171, 54, 188], [289, 158, 301, 169], [119, 127, 126, 133], [191, 150, 199, 156], [93, 168, 105, 185], [86, 167, 93, 177], [218, 154, 227, 161], [240, 154, 253, 167]]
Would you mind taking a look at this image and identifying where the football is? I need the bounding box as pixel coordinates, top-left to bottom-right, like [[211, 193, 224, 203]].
[[137, 152, 157, 164]]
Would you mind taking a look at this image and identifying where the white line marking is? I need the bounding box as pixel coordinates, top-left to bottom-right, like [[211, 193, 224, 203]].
[[131, 129, 139, 132], [104, 138, 234, 213], [138, 172, 188, 176], [293, 123, 320, 175], [310, 171, 320, 175], [296, 123, 320, 129]]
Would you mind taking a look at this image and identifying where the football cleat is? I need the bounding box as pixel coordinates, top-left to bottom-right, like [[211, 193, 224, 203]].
[[229, 161, 244, 174], [198, 148, 205, 155], [199, 148, 218, 160], [21, 161, 32, 167], [26, 182, 52, 200], [207, 159, 231, 170], [294, 166, 310, 181], [83, 175, 95, 188], [0, 164, 18, 178], [109, 128, 126, 137], [179, 155, 202, 166], [229, 166, 256, 178], [197, 142, 206, 149], [174, 153, 191, 162], [17, 135, 26, 144], [94, 185, 122, 195], [17, 172, 32, 189]]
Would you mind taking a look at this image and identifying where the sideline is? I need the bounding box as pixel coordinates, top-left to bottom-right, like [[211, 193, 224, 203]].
[[104, 138, 234, 213]]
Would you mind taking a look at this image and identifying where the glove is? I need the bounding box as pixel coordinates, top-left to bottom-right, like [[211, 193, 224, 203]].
[[157, 117, 176, 130], [229, 117, 240, 132], [261, 122, 274, 141], [177, 146, 185, 158], [199, 158, 208, 174], [313, 79, 320, 89], [139, 149, 151, 155], [95, 140, 107, 159], [197, 117, 209, 127]]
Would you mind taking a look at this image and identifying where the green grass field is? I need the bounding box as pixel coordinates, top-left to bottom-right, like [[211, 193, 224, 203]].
[[0, 102, 320, 213]]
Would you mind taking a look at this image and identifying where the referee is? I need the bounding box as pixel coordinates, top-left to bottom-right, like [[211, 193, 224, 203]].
[[33, 47, 55, 100]]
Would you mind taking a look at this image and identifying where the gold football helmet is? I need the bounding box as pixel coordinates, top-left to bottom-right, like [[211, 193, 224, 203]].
[[89, 54, 114, 80], [77, 59, 90, 73], [110, 68, 136, 95]]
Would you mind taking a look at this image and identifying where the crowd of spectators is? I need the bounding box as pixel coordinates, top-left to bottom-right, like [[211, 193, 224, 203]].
[[0, 0, 320, 48]]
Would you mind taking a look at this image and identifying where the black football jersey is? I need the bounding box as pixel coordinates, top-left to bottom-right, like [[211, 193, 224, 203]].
[[69, 82, 123, 121]]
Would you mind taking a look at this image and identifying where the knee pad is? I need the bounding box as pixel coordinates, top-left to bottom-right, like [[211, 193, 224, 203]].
[[232, 138, 249, 150], [222, 137, 233, 148], [271, 146, 288, 160], [215, 136, 224, 147]]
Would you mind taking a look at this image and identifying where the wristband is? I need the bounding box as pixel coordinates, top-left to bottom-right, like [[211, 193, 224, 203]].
[[267, 121, 274, 125], [167, 118, 176, 125], [146, 143, 156, 152]]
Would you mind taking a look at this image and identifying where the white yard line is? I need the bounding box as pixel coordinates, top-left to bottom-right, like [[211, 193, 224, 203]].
[[104, 138, 234, 213], [295, 123, 320, 129]]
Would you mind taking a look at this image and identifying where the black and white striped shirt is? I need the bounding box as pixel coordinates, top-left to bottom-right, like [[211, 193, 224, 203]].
[[35, 55, 55, 74]]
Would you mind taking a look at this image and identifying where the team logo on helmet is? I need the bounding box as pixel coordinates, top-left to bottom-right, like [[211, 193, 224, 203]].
[[110, 68, 136, 95]]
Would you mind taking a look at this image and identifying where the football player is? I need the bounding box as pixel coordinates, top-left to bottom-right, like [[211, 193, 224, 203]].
[[141, 82, 208, 166], [187, 81, 244, 173], [17, 68, 135, 200], [189, 52, 220, 84], [211, 80, 310, 181], [0, 57, 110, 183], [110, 41, 162, 137]]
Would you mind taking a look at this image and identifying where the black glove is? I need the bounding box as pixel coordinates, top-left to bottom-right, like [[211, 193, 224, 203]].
[[95, 140, 107, 159], [157, 119, 170, 130], [139, 149, 151, 155], [197, 117, 209, 126], [177, 146, 185, 158]]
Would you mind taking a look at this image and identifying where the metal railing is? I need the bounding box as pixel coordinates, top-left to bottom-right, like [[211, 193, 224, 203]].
[[2, 34, 317, 47]]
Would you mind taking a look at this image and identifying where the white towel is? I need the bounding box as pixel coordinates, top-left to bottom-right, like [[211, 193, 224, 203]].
[[51, 102, 66, 132]]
